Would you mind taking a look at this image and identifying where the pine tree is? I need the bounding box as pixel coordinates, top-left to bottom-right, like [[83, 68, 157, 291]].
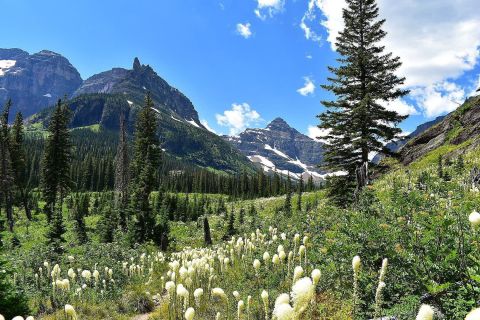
[[224, 208, 236, 240], [239, 207, 245, 225], [296, 177, 303, 212], [72, 194, 88, 244], [318, 0, 408, 202], [41, 99, 72, 221], [130, 93, 161, 244], [437, 155, 444, 179], [0, 100, 14, 231], [47, 205, 66, 253], [114, 113, 130, 230], [9, 112, 31, 220], [153, 203, 170, 251], [248, 203, 257, 229], [284, 175, 292, 216], [204, 216, 212, 246]]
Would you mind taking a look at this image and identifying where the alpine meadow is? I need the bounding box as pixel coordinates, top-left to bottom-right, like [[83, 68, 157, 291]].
[[2, 0, 480, 319]]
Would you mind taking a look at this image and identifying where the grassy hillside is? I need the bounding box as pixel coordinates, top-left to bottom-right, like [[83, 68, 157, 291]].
[[3, 142, 480, 319]]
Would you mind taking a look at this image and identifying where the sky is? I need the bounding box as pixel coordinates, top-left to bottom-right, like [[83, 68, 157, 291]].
[[1, 0, 479, 138]]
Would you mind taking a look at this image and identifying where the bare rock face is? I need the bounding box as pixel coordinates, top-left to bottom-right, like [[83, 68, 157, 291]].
[[74, 57, 202, 125], [401, 95, 480, 164], [224, 118, 325, 180], [0, 48, 82, 118]]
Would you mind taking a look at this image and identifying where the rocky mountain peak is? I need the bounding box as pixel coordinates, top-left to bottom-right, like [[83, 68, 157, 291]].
[[133, 57, 141, 71], [267, 117, 291, 130]]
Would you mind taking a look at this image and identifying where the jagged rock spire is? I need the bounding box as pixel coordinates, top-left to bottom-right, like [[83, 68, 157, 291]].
[[133, 57, 141, 71]]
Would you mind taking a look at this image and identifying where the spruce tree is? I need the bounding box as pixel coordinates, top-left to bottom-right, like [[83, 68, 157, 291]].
[[72, 194, 88, 244], [41, 99, 72, 221], [0, 100, 14, 231], [284, 175, 292, 216], [9, 112, 31, 220], [204, 216, 212, 246], [130, 93, 161, 244], [318, 0, 408, 202], [114, 113, 130, 230], [296, 178, 303, 212]]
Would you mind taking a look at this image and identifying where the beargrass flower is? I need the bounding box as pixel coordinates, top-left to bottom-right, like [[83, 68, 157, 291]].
[[352, 256, 361, 273], [291, 277, 314, 315], [293, 266, 303, 284], [466, 308, 480, 320], [65, 304, 78, 320], [238, 300, 245, 319], [311, 269, 321, 286], [469, 211, 480, 227], [416, 304, 434, 320], [185, 307, 195, 320], [261, 290, 269, 320]]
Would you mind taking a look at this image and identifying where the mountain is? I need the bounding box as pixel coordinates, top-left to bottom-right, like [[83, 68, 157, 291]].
[[401, 95, 480, 164], [0, 48, 82, 118], [372, 115, 446, 163], [27, 57, 255, 174], [224, 118, 326, 181]]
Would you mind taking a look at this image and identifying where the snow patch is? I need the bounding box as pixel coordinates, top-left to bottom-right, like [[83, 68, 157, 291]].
[[248, 155, 275, 170], [171, 115, 182, 122], [127, 100, 133, 105], [264, 144, 291, 160], [0, 60, 16, 76], [186, 119, 200, 128], [151, 107, 161, 114], [43, 93, 52, 98]]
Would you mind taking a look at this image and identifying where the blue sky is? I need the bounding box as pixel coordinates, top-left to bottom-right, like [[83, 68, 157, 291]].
[[1, 0, 479, 137]]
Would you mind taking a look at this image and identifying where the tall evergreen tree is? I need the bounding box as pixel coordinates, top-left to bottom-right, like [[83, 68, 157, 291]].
[[284, 174, 292, 216], [41, 99, 72, 221], [130, 93, 161, 244], [0, 100, 14, 231], [318, 0, 408, 202], [9, 112, 31, 220], [296, 177, 303, 212], [204, 216, 212, 246], [114, 113, 130, 230]]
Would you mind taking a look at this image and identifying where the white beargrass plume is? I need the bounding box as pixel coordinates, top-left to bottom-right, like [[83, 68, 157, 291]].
[[65, 304, 78, 320], [254, 259, 261, 276], [379, 258, 388, 282], [247, 295, 252, 320], [194, 288, 204, 307], [272, 254, 280, 267], [233, 290, 241, 301], [81, 270, 91, 282], [212, 287, 229, 318], [311, 269, 321, 286], [416, 304, 435, 320], [0, 314, 4, 320], [215, 312, 221, 320], [237, 300, 245, 320], [293, 266, 303, 284], [287, 252, 293, 276], [185, 307, 195, 320], [469, 211, 480, 227], [177, 284, 189, 310], [26, 317, 35, 320], [373, 281, 386, 319], [298, 245, 306, 265], [274, 293, 290, 308], [466, 308, 480, 320], [263, 252, 270, 269], [352, 255, 361, 318], [68, 268, 76, 280], [291, 277, 314, 316], [261, 290, 269, 320], [12, 317, 24, 320], [274, 303, 294, 320]]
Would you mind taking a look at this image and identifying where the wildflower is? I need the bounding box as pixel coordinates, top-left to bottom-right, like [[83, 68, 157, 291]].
[[0, 315, 4, 320], [93, 269, 100, 283], [238, 300, 245, 320], [212, 287, 227, 301], [274, 293, 290, 307], [272, 254, 280, 266], [311, 269, 321, 286], [216, 312, 221, 320], [12, 317, 24, 320], [26, 317, 35, 320], [416, 304, 435, 320], [68, 255, 75, 263], [233, 290, 241, 301], [247, 295, 252, 319], [275, 303, 295, 320], [469, 211, 480, 227], [185, 307, 195, 320], [81, 270, 91, 281], [374, 281, 386, 318], [293, 266, 303, 284], [68, 268, 76, 280], [166, 281, 175, 295], [379, 258, 388, 282], [291, 277, 314, 315], [65, 304, 78, 320], [352, 256, 361, 273], [261, 290, 269, 320], [466, 308, 480, 320], [254, 259, 261, 276], [194, 288, 204, 307], [263, 252, 270, 267]]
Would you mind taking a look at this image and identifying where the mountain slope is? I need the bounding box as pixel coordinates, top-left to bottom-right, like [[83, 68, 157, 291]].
[[401, 95, 480, 164], [0, 48, 82, 117], [28, 58, 255, 174], [224, 118, 326, 180]]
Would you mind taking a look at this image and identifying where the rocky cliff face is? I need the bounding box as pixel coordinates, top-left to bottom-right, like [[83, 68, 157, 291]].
[[74, 57, 202, 126], [224, 118, 325, 180], [0, 48, 82, 118], [401, 95, 480, 164]]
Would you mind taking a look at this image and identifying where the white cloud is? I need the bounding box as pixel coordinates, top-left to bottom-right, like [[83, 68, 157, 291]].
[[200, 119, 217, 134], [412, 82, 466, 118], [383, 99, 419, 116], [309, 0, 480, 117], [297, 77, 315, 96], [236, 23, 252, 39], [255, 0, 285, 20], [307, 125, 331, 143], [216, 103, 262, 135], [306, 54, 313, 59]]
